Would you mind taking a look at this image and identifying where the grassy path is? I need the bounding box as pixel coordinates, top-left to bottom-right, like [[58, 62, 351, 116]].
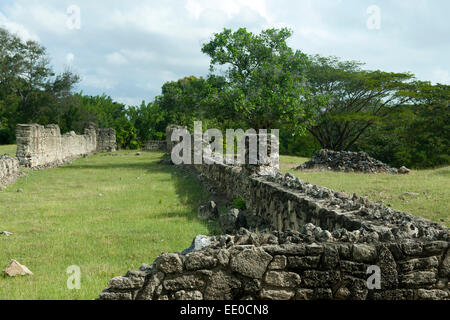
[[0, 149, 212, 299]]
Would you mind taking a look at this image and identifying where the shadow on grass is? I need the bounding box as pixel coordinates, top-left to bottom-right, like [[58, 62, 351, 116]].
[[58, 154, 220, 235]]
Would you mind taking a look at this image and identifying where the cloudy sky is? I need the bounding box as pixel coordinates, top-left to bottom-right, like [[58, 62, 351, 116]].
[[1, 0, 449, 106]]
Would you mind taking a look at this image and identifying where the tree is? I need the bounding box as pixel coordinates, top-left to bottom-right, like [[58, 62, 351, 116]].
[[201, 28, 316, 132], [354, 82, 450, 168], [305, 55, 417, 151], [0, 27, 80, 143]]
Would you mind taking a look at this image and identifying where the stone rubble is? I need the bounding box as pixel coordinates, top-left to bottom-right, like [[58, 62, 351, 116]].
[[296, 149, 405, 174]]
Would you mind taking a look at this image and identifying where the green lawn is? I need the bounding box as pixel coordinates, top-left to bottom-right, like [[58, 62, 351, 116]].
[[280, 155, 450, 227], [0, 144, 17, 156], [0, 149, 213, 299]]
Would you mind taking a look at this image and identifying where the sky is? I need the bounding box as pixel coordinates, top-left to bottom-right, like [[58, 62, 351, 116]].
[[0, 0, 449, 106]]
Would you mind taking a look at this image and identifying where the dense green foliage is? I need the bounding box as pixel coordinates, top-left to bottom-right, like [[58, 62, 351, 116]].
[[0, 26, 448, 167]]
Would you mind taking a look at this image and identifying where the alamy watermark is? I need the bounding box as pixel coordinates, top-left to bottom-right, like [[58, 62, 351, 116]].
[[171, 121, 279, 166], [67, 265, 81, 290], [366, 5, 381, 30], [66, 5, 81, 30]]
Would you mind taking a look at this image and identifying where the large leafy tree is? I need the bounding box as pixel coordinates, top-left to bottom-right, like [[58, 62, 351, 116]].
[[0, 27, 79, 143], [201, 28, 316, 132], [305, 55, 417, 151], [354, 82, 449, 168]]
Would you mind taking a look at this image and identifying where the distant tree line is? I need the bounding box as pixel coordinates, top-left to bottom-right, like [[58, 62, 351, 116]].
[[1, 27, 448, 168]]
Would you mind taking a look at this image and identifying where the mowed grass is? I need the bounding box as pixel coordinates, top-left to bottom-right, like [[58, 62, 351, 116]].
[[280, 155, 450, 227], [0, 147, 213, 300], [0, 144, 17, 156]]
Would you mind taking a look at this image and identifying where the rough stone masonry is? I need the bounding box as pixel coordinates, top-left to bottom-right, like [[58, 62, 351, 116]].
[[0, 154, 20, 187], [15, 123, 116, 168], [99, 126, 449, 300], [1, 123, 116, 187]]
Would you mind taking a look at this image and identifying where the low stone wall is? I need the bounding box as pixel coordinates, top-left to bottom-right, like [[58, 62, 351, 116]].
[[16, 124, 116, 168], [99, 230, 449, 300], [193, 160, 448, 243], [142, 140, 166, 151], [0, 154, 20, 187]]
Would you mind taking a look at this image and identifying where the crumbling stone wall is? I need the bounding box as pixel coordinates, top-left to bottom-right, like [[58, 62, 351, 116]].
[[193, 159, 448, 242], [99, 230, 449, 300], [96, 128, 117, 152], [99, 125, 449, 300], [142, 140, 166, 151], [15, 124, 106, 168], [0, 154, 20, 187]]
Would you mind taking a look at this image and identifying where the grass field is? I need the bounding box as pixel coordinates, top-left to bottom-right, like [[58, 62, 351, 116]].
[[0, 146, 214, 299], [0, 145, 448, 300]]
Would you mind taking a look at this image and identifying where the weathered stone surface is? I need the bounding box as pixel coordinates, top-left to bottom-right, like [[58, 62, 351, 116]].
[[352, 244, 377, 263], [217, 249, 230, 266], [268, 255, 287, 270], [230, 247, 272, 278], [398, 166, 411, 175], [371, 289, 415, 300], [287, 256, 320, 270], [219, 209, 239, 234], [155, 253, 183, 274], [439, 250, 449, 277], [398, 256, 440, 273], [263, 243, 306, 256], [377, 246, 398, 289], [99, 290, 133, 300], [0, 155, 20, 187], [259, 288, 295, 300], [417, 289, 448, 300], [301, 270, 340, 288], [136, 272, 164, 300], [185, 252, 217, 271], [423, 241, 448, 255], [263, 271, 301, 288], [334, 287, 351, 300], [163, 275, 205, 291], [174, 290, 203, 300], [198, 201, 218, 221], [204, 271, 241, 300], [295, 289, 314, 300], [400, 240, 423, 256], [108, 276, 145, 290], [400, 271, 437, 288], [3, 260, 33, 277]]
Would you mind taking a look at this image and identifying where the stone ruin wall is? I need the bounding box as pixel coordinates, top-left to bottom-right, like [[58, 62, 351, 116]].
[[15, 124, 116, 168], [0, 154, 20, 187], [99, 126, 449, 300], [96, 128, 117, 152], [99, 232, 449, 301]]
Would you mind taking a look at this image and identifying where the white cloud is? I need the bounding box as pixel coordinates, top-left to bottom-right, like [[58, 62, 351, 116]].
[[66, 53, 75, 64], [0, 0, 448, 103], [106, 52, 128, 66], [0, 12, 39, 41]]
